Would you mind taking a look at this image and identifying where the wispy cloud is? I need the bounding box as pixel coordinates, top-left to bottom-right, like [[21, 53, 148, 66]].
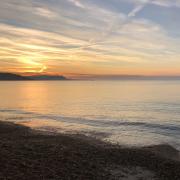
[[73, 0, 149, 52], [128, 4, 146, 17], [68, 0, 84, 8], [34, 7, 57, 19], [0, 0, 180, 75], [126, 0, 180, 8]]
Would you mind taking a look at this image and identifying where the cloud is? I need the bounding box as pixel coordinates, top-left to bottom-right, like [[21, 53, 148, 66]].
[[126, 0, 180, 8], [34, 7, 57, 19], [128, 4, 146, 17], [0, 22, 87, 73], [0, 0, 180, 75], [68, 0, 84, 8], [73, 0, 149, 52], [151, 0, 180, 7]]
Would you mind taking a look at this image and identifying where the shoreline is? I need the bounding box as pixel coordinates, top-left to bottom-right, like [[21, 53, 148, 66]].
[[0, 121, 180, 180]]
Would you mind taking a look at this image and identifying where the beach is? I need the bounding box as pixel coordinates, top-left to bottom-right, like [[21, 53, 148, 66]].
[[0, 121, 179, 180]]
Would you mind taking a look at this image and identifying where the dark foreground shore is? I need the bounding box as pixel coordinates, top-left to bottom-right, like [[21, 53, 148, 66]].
[[0, 121, 180, 180]]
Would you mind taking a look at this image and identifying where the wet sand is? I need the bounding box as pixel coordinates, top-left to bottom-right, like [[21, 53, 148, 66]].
[[0, 121, 179, 180]]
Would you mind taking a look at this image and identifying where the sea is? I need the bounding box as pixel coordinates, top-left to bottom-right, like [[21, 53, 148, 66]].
[[0, 80, 180, 150]]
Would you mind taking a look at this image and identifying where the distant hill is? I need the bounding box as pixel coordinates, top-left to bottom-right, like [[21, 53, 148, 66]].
[[0, 73, 31, 80], [1, 73, 180, 81], [29, 75, 67, 80], [0, 73, 68, 81]]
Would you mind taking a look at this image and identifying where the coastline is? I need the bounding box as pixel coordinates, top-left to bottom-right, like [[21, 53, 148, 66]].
[[0, 121, 180, 180]]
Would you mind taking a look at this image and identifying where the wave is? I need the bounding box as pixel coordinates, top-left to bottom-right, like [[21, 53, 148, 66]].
[[1, 108, 180, 136]]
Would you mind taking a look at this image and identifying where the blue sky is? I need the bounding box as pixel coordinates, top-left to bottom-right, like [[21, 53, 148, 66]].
[[0, 0, 180, 76]]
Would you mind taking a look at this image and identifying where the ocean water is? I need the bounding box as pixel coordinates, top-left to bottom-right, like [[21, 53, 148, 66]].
[[0, 80, 180, 150]]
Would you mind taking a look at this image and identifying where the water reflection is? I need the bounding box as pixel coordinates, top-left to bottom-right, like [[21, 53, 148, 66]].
[[0, 80, 180, 149]]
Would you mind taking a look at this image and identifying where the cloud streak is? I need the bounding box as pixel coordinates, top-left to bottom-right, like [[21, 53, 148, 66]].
[[0, 0, 180, 75], [72, 0, 149, 53], [34, 7, 57, 19], [68, 0, 84, 8], [126, 0, 180, 8]]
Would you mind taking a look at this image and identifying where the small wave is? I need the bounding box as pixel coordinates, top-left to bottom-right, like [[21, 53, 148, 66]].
[[0, 109, 35, 115], [36, 114, 180, 134], [1, 108, 180, 137]]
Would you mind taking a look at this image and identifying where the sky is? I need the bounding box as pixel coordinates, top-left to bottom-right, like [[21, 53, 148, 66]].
[[0, 0, 180, 77]]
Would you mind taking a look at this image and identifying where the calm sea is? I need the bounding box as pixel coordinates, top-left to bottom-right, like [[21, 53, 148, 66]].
[[0, 80, 180, 149]]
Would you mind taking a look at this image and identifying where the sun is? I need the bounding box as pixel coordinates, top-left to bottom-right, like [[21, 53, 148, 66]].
[[19, 57, 47, 73], [39, 65, 47, 73]]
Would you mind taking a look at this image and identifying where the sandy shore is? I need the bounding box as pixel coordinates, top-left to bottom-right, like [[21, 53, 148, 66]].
[[0, 121, 180, 180]]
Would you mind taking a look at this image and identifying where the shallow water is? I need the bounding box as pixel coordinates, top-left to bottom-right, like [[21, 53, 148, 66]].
[[0, 80, 180, 149]]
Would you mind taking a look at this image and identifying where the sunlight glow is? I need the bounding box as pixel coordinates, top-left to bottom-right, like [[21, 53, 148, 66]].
[[19, 57, 47, 73], [39, 65, 47, 73]]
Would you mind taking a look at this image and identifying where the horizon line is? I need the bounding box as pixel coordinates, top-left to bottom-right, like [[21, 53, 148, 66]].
[[1, 72, 180, 80]]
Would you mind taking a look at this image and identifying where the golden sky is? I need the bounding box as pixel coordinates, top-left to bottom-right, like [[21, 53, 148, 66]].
[[1, 0, 180, 77]]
